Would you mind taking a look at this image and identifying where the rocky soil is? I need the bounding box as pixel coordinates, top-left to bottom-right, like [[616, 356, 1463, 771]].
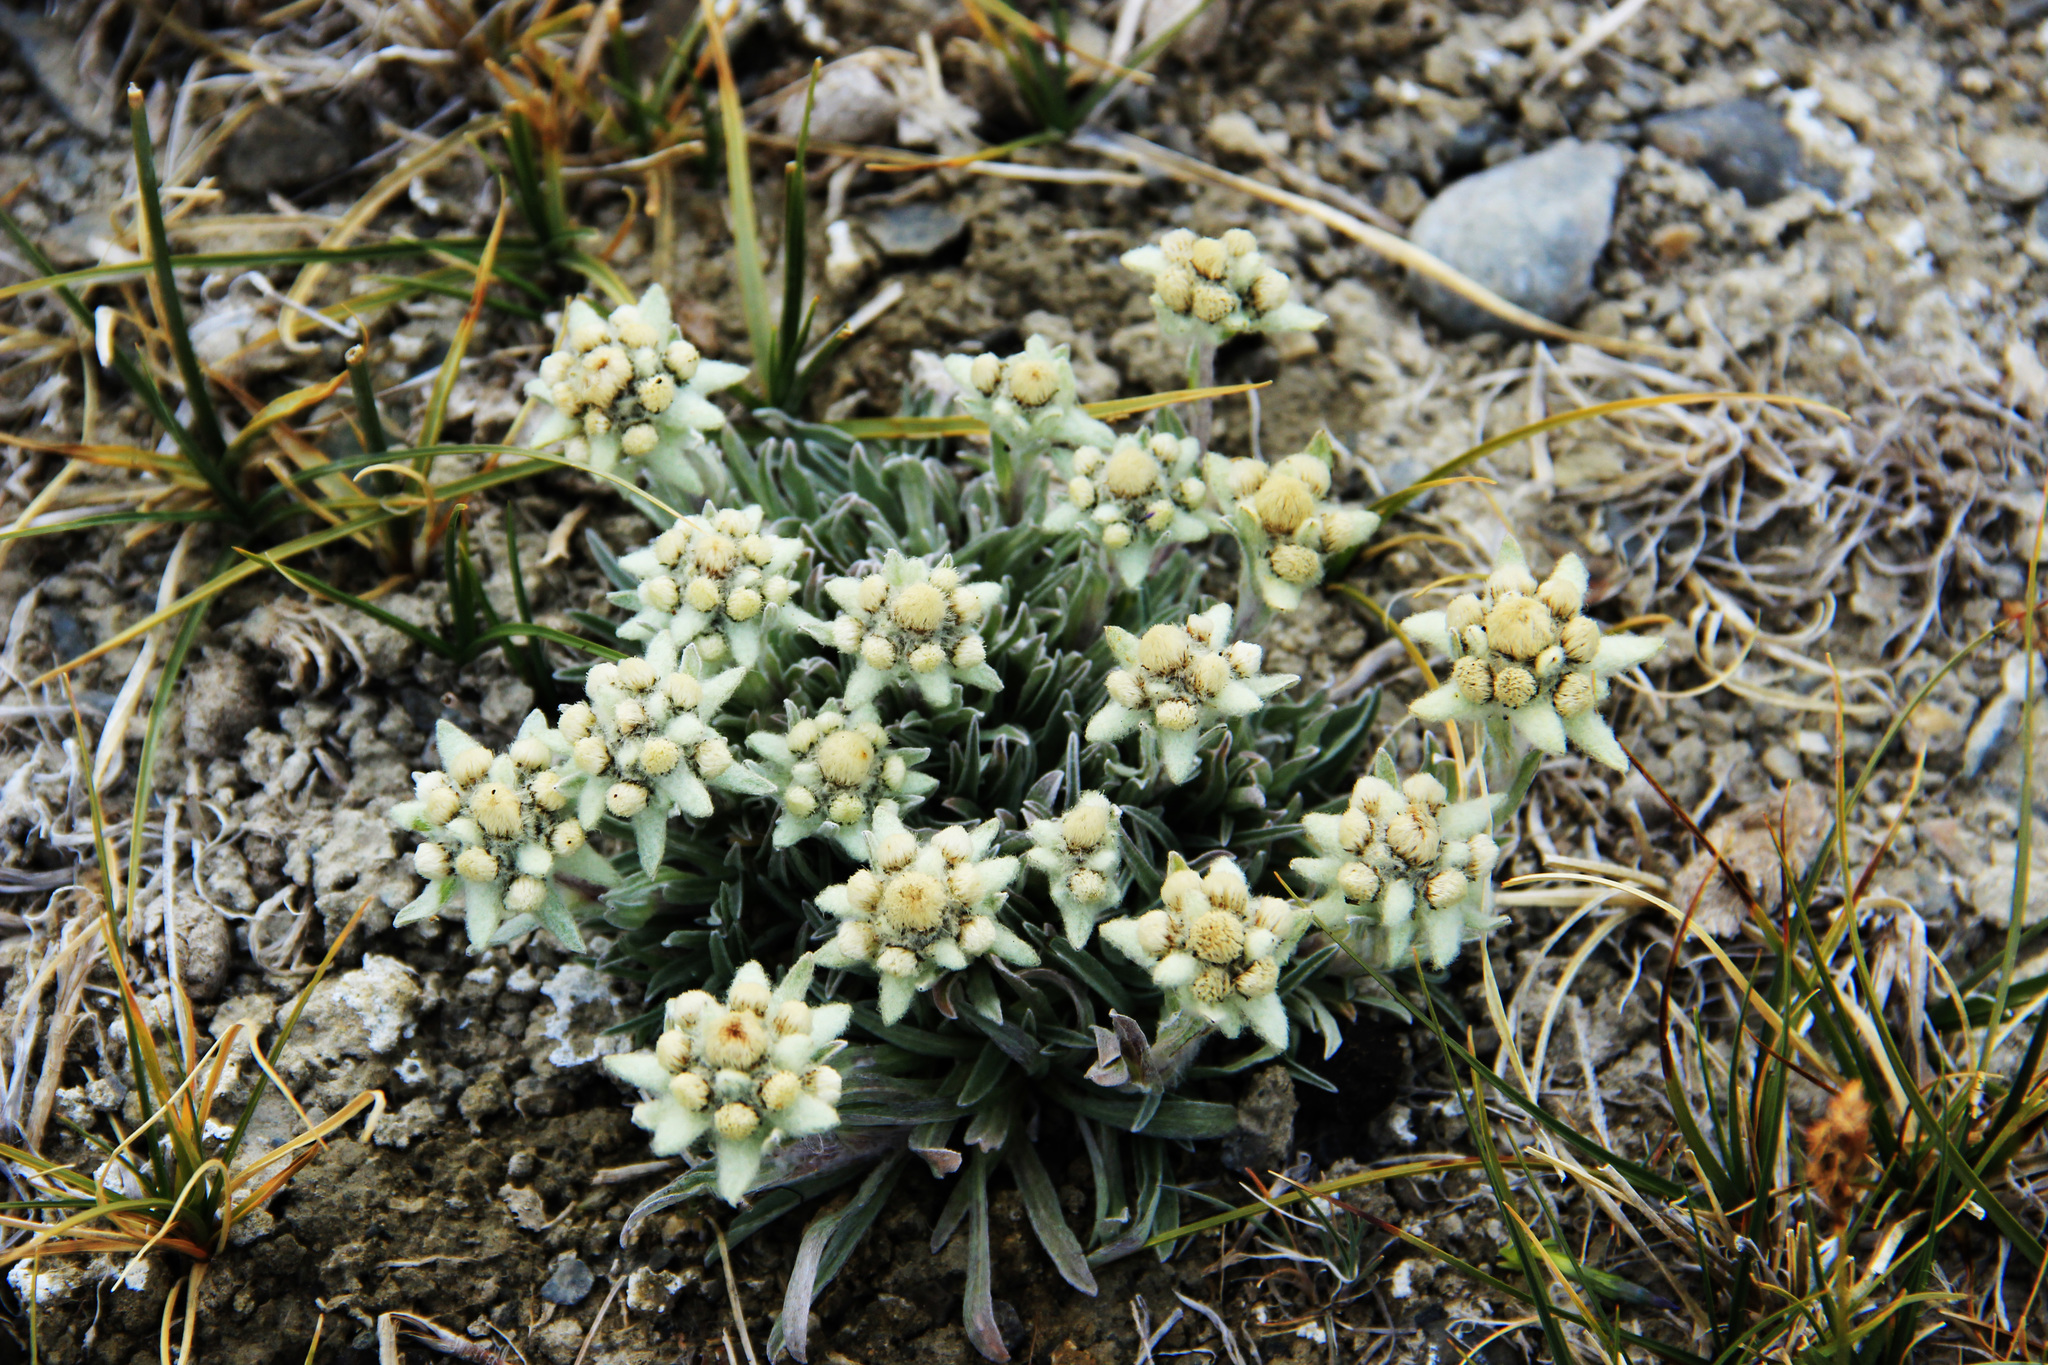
[[3, 1, 2047, 1363]]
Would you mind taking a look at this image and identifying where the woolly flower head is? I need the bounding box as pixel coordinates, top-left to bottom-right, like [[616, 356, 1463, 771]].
[[390, 717, 617, 952], [1023, 791, 1127, 947], [1121, 227, 1326, 346], [604, 957, 849, 1204], [557, 634, 773, 872], [1209, 433, 1379, 611], [1402, 536, 1664, 770], [612, 505, 809, 667], [1085, 603, 1298, 785], [1099, 852, 1308, 1049], [810, 551, 1004, 709], [815, 802, 1033, 1024], [525, 284, 748, 488], [1047, 429, 1215, 586], [745, 704, 938, 859], [1291, 756, 1503, 971], [942, 334, 1116, 454]]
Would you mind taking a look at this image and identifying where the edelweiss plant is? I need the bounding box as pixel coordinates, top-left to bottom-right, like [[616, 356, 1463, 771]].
[[527, 284, 748, 487], [1099, 853, 1308, 1048], [1402, 536, 1663, 768], [1122, 227, 1326, 345], [612, 504, 808, 665], [603, 957, 847, 1203], [363, 188, 1698, 1361], [1023, 791, 1126, 946], [814, 802, 1033, 1022], [812, 551, 1004, 707], [1211, 434, 1380, 610], [745, 704, 937, 857], [1046, 429, 1214, 585], [943, 334, 1116, 455], [1291, 757, 1502, 970], [1087, 603, 1297, 784], [558, 634, 773, 869], [392, 717, 618, 949]]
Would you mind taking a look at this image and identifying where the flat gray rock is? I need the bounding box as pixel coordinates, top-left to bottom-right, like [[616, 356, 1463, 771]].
[[1407, 140, 1630, 334], [863, 203, 967, 261], [540, 1257, 594, 1307], [1647, 99, 1833, 205]]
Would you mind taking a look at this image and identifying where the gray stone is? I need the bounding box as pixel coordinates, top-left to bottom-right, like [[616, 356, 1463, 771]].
[[540, 1257, 594, 1307], [220, 103, 356, 195], [863, 203, 967, 261], [1646, 99, 1831, 206], [1407, 140, 1630, 334], [1974, 133, 2048, 202]]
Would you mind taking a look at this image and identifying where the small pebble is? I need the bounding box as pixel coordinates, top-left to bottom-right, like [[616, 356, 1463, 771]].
[[1645, 99, 1819, 206], [506, 1151, 537, 1180], [1974, 133, 2048, 202], [862, 203, 968, 261], [1761, 744, 1803, 783], [540, 1257, 594, 1307], [1406, 140, 1630, 333]]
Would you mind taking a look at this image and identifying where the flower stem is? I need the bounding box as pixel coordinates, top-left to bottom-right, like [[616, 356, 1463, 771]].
[[1188, 342, 1217, 451]]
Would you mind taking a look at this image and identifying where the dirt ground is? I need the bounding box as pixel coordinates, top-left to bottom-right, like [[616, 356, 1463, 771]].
[[3, 1, 2047, 1363]]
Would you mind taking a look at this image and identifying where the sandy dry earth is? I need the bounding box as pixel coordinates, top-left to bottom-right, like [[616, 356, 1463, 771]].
[[1, 1, 2046, 1363]]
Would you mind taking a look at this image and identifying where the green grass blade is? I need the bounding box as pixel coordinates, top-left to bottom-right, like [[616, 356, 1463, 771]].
[[126, 88, 225, 464]]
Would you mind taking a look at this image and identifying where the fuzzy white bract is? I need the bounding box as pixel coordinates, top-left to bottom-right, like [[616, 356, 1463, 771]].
[[1401, 536, 1664, 769], [390, 717, 618, 951], [1046, 429, 1216, 586], [815, 802, 1033, 1023], [810, 550, 1004, 708], [1291, 760, 1504, 970], [525, 285, 748, 490], [745, 704, 938, 858], [1098, 853, 1307, 1048], [942, 335, 1116, 455], [1023, 791, 1126, 946], [1121, 228, 1326, 346], [604, 957, 848, 1204], [612, 505, 809, 666], [1209, 434, 1379, 611], [556, 634, 774, 872], [1085, 603, 1297, 785]]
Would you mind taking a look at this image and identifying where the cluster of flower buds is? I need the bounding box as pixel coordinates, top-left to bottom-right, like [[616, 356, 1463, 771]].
[[525, 285, 748, 487], [1086, 604, 1298, 785], [943, 335, 1116, 454], [1121, 228, 1326, 346], [1099, 853, 1306, 1048], [1210, 433, 1380, 610], [613, 505, 808, 666], [391, 718, 618, 951], [746, 704, 938, 858], [1045, 429, 1215, 586], [605, 957, 848, 1204], [556, 635, 772, 871], [812, 551, 1005, 708], [1403, 538, 1664, 770], [1023, 791, 1126, 946], [1292, 759, 1502, 971], [815, 802, 1033, 1023]]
